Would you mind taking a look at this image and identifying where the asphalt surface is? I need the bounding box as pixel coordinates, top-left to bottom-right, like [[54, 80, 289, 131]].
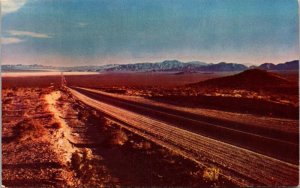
[[71, 87, 299, 164], [68, 87, 299, 186]]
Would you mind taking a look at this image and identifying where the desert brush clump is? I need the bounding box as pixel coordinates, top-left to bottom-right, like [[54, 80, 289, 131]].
[[132, 141, 152, 150], [77, 110, 90, 121], [50, 122, 62, 129], [141, 141, 152, 150], [70, 149, 97, 184], [87, 113, 103, 125], [3, 98, 12, 104], [57, 96, 64, 102], [203, 167, 221, 181], [103, 129, 128, 147], [13, 119, 46, 141], [6, 91, 14, 97]]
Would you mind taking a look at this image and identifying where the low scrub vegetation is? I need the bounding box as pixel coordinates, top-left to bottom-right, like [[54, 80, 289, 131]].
[[50, 122, 62, 129], [14, 119, 46, 141], [203, 167, 221, 182], [104, 129, 128, 147], [70, 149, 99, 185]]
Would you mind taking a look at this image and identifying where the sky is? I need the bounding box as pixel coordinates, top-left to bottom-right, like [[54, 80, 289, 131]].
[[1, 0, 299, 66]]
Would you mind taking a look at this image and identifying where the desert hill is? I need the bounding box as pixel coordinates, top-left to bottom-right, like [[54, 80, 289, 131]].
[[188, 69, 291, 90]]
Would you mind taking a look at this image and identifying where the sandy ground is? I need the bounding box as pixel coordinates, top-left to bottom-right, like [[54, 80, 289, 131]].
[[45, 91, 77, 166], [2, 88, 75, 187], [3, 87, 234, 187]]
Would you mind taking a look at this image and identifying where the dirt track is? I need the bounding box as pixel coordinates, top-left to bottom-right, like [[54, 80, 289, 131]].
[[68, 87, 299, 186]]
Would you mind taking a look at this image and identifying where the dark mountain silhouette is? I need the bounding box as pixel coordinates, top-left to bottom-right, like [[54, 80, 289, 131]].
[[196, 62, 247, 72], [188, 69, 291, 89], [258, 63, 276, 70], [275, 60, 299, 70], [258, 60, 299, 70]]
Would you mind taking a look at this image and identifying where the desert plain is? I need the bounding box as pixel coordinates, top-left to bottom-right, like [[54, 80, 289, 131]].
[[2, 70, 299, 187]]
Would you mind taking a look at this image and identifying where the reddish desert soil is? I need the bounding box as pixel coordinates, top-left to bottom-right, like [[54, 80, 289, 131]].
[[61, 71, 299, 119], [2, 76, 61, 88], [2, 87, 76, 187], [2, 71, 298, 187], [65, 72, 234, 87], [2, 72, 226, 88], [2, 86, 234, 187], [2, 71, 297, 118]]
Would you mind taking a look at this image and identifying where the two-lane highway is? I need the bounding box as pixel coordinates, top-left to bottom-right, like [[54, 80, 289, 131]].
[[71, 87, 298, 164], [68, 87, 299, 186]]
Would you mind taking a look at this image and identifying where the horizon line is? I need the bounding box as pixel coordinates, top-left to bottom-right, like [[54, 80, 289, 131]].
[[1, 59, 298, 68]]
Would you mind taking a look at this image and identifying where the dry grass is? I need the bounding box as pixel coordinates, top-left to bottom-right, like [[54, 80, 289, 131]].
[[141, 141, 152, 150], [71, 150, 83, 172], [203, 167, 221, 181], [14, 119, 47, 141], [105, 129, 128, 147], [132, 141, 152, 150], [6, 91, 14, 97], [3, 98, 12, 105]]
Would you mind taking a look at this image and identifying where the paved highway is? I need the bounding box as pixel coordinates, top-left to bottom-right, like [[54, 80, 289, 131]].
[[68, 87, 299, 186]]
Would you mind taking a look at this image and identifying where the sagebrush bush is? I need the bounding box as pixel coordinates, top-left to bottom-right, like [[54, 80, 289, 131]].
[[14, 119, 46, 141], [141, 141, 152, 150], [70, 149, 96, 184], [203, 167, 220, 181], [50, 122, 62, 129], [104, 129, 128, 147]]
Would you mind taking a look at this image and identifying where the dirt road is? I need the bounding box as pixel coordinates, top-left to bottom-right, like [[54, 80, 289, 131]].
[[68, 87, 299, 186]]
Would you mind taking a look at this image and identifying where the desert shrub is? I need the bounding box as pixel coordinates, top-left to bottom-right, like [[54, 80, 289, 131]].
[[91, 110, 100, 118], [70, 149, 97, 184], [83, 110, 107, 126], [77, 111, 90, 121], [14, 119, 46, 141], [104, 129, 128, 147], [132, 141, 152, 150], [72, 103, 81, 110], [82, 148, 93, 161], [6, 92, 14, 97], [35, 88, 42, 92], [3, 98, 12, 104], [203, 167, 220, 181], [35, 104, 44, 111], [50, 122, 62, 129], [57, 96, 64, 101], [71, 150, 83, 172], [141, 141, 152, 150]]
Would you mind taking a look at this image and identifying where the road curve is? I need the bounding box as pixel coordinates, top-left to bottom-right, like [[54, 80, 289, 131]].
[[68, 87, 299, 186]]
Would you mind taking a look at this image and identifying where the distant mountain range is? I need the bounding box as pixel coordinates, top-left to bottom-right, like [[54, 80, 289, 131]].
[[255, 60, 299, 71], [104, 60, 248, 72], [1, 60, 298, 72]]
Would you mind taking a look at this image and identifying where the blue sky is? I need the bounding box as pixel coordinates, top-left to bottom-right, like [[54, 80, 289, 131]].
[[1, 0, 299, 66]]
